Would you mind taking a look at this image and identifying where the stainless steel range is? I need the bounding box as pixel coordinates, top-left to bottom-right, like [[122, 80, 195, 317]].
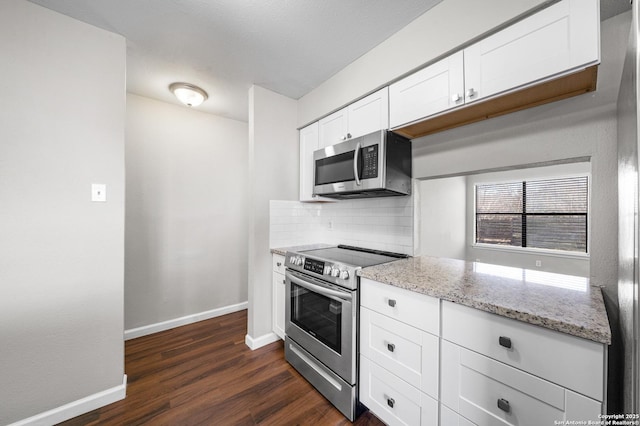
[[284, 245, 408, 420]]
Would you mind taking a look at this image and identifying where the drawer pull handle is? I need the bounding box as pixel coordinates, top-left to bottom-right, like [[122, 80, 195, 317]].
[[387, 343, 395, 352], [499, 336, 512, 349], [387, 397, 395, 408], [388, 299, 396, 307], [497, 398, 511, 413]]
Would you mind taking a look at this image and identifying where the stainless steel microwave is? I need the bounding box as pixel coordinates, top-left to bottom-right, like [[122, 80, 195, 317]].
[[312, 130, 412, 199]]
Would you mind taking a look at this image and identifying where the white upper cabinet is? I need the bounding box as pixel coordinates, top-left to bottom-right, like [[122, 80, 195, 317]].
[[389, 51, 464, 128], [347, 87, 389, 139], [318, 108, 349, 148], [319, 88, 389, 147], [299, 122, 333, 202], [389, 0, 599, 137], [464, 0, 599, 104]]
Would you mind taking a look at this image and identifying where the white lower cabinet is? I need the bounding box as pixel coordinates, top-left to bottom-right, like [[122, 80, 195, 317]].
[[441, 340, 601, 426], [359, 280, 607, 426], [360, 307, 439, 399], [359, 280, 440, 425], [360, 356, 438, 426], [272, 254, 285, 339], [440, 404, 476, 426]]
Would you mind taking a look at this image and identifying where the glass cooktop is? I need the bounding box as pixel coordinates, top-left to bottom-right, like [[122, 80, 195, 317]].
[[298, 245, 408, 268]]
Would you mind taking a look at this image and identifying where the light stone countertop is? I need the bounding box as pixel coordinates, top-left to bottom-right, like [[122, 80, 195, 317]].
[[359, 255, 611, 345], [271, 243, 334, 257]]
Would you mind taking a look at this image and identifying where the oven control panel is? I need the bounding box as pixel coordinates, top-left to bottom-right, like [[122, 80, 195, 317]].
[[303, 258, 325, 275], [286, 253, 355, 288]]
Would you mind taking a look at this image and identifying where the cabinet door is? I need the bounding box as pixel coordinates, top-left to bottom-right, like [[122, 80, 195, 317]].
[[318, 108, 349, 148], [272, 270, 285, 339], [347, 87, 389, 139], [299, 122, 318, 202], [389, 51, 464, 128], [464, 0, 599, 103]]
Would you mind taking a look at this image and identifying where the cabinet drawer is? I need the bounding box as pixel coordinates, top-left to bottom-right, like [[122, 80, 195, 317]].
[[441, 340, 602, 426], [359, 356, 437, 426], [360, 278, 439, 335], [441, 301, 605, 401], [360, 307, 438, 399], [441, 404, 476, 426], [272, 254, 285, 274]]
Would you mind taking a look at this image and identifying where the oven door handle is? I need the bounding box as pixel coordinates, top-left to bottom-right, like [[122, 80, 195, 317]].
[[287, 272, 353, 302], [353, 142, 361, 186]]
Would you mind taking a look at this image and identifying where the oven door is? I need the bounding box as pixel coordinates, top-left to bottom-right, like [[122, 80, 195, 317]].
[[313, 130, 386, 196], [285, 269, 356, 384]]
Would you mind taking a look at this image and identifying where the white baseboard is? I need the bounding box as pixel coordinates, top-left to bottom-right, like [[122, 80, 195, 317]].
[[124, 301, 248, 341], [245, 332, 281, 350], [9, 374, 127, 426]]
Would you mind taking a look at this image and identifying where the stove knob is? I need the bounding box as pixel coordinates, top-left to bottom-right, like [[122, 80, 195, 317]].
[[296, 256, 304, 266], [331, 267, 340, 277], [323, 265, 332, 275], [339, 270, 350, 280]]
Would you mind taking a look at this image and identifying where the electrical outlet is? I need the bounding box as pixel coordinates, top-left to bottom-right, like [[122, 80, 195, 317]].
[[91, 184, 106, 202], [535, 260, 542, 267]]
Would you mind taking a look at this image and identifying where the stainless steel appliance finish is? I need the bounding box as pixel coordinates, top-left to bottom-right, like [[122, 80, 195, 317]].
[[286, 269, 356, 383], [313, 130, 412, 199], [617, 0, 640, 413], [284, 245, 408, 420]]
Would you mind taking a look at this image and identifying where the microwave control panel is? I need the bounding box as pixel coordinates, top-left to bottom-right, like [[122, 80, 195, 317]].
[[362, 145, 378, 179]]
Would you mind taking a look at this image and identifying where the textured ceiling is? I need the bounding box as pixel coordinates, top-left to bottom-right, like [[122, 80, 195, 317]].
[[26, 0, 631, 122], [26, 0, 443, 121]]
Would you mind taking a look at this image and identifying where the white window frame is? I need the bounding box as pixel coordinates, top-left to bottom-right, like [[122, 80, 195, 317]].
[[471, 171, 591, 259]]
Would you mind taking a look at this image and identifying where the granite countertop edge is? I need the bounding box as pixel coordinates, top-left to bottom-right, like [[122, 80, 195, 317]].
[[359, 258, 611, 345]]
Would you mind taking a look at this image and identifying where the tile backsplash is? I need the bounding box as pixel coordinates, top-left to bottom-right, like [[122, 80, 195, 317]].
[[270, 195, 415, 256]]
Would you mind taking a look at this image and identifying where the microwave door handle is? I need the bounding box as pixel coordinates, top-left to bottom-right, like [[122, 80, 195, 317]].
[[353, 142, 361, 186], [287, 272, 352, 302]]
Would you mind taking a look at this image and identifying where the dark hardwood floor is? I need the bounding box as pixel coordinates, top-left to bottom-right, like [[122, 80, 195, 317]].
[[57, 310, 384, 426]]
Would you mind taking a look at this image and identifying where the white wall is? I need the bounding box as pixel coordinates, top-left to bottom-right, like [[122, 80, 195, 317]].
[[417, 177, 467, 259], [125, 94, 249, 331], [412, 12, 632, 300], [0, 1, 126, 424], [247, 86, 298, 345], [297, 0, 551, 127]]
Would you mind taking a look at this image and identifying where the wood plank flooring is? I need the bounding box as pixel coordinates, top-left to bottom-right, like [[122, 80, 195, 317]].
[[57, 310, 385, 426]]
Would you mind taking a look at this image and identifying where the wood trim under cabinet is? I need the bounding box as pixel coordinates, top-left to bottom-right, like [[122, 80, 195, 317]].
[[393, 65, 598, 139]]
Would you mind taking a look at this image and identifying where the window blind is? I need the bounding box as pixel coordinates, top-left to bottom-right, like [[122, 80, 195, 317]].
[[475, 176, 588, 253]]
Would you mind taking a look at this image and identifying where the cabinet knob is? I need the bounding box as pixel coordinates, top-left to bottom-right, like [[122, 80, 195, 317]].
[[282, 279, 285, 285], [497, 398, 511, 413], [451, 93, 462, 103], [276, 262, 282, 267], [346, 133, 352, 139], [499, 336, 512, 349], [466, 88, 476, 98], [387, 299, 396, 307], [387, 343, 395, 352], [387, 397, 395, 408]]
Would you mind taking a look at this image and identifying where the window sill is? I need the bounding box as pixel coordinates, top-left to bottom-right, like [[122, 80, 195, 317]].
[[471, 243, 590, 260]]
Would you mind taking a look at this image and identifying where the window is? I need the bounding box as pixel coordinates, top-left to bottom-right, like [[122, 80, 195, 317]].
[[475, 176, 588, 253]]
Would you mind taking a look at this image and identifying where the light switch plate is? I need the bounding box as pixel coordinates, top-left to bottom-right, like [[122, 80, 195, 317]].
[[91, 184, 106, 202]]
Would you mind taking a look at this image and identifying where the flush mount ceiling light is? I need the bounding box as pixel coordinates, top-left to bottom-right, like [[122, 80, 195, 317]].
[[169, 82, 208, 107]]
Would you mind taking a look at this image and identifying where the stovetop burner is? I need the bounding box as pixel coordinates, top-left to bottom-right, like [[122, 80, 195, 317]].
[[298, 245, 408, 268]]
